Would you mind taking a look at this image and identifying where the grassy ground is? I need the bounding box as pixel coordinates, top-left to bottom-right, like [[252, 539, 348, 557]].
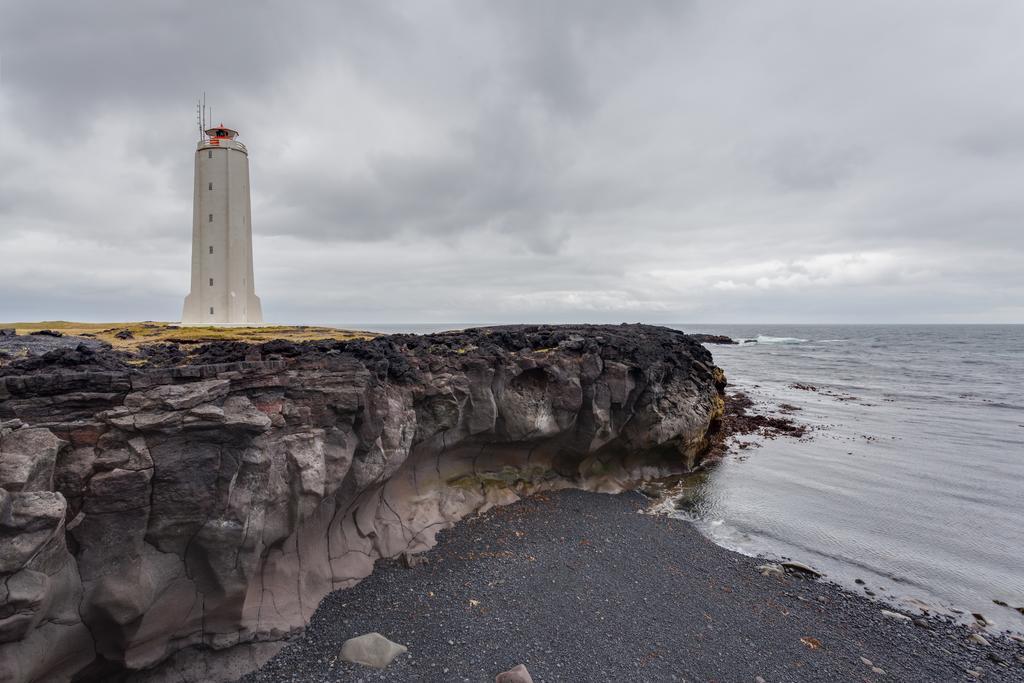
[[0, 321, 376, 349]]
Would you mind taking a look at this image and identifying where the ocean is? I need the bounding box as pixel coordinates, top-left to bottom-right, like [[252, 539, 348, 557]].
[[341, 323, 1024, 633], [666, 324, 1024, 634]]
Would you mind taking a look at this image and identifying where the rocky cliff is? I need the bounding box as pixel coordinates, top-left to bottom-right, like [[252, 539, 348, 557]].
[[0, 325, 725, 682]]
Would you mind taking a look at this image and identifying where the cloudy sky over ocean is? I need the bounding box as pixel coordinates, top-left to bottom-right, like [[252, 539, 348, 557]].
[[1, 1, 1022, 324]]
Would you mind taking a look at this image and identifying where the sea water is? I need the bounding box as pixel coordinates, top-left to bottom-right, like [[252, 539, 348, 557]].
[[668, 324, 1024, 633]]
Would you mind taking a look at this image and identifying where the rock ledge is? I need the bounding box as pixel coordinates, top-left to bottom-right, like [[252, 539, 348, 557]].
[[0, 324, 724, 682]]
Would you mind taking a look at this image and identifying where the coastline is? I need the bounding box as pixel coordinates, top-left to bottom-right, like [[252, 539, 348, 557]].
[[245, 489, 1024, 682], [3, 324, 1021, 681], [670, 325, 1024, 637]]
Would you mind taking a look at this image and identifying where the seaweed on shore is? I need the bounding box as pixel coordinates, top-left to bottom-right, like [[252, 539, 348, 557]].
[[704, 391, 807, 459]]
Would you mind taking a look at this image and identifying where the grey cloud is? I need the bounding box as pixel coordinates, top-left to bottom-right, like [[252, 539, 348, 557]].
[[757, 137, 868, 192], [0, 1, 406, 132], [1, 1, 1022, 324], [261, 101, 580, 249]]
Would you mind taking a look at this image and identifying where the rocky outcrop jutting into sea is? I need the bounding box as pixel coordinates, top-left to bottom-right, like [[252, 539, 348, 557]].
[[0, 325, 725, 682]]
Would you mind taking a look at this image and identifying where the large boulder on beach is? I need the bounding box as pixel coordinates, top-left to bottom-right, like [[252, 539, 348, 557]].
[[0, 324, 725, 681], [496, 663, 535, 682], [340, 632, 407, 669]]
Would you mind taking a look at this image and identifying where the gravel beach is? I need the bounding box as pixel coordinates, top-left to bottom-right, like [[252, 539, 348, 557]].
[[245, 490, 1024, 682]]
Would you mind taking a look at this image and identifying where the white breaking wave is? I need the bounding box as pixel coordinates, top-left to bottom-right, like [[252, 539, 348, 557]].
[[738, 335, 809, 344]]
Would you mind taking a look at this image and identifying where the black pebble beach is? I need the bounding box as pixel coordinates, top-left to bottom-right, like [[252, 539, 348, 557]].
[[245, 490, 1024, 682]]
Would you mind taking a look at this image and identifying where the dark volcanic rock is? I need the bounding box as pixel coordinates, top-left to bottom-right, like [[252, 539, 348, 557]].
[[0, 343, 124, 376], [0, 334, 111, 372], [134, 342, 188, 367], [0, 324, 724, 682], [689, 333, 738, 345]]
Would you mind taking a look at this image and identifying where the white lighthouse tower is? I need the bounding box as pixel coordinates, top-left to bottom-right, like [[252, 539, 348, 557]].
[[182, 123, 263, 325]]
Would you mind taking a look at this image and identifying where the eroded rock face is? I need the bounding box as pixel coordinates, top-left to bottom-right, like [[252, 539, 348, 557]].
[[0, 325, 725, 682], [0, 489, 94, 683]]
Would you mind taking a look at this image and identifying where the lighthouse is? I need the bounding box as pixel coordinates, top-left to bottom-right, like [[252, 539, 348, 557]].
[[182, 124, 263, 325]]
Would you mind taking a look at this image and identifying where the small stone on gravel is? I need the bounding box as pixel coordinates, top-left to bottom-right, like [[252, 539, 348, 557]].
[[757, 563, 785, 578], [881, 610, 912, 622], [781, 560, 822, 578]]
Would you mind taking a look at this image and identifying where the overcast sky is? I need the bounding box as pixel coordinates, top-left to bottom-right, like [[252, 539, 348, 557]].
[[1, 1, 1022, 325]]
